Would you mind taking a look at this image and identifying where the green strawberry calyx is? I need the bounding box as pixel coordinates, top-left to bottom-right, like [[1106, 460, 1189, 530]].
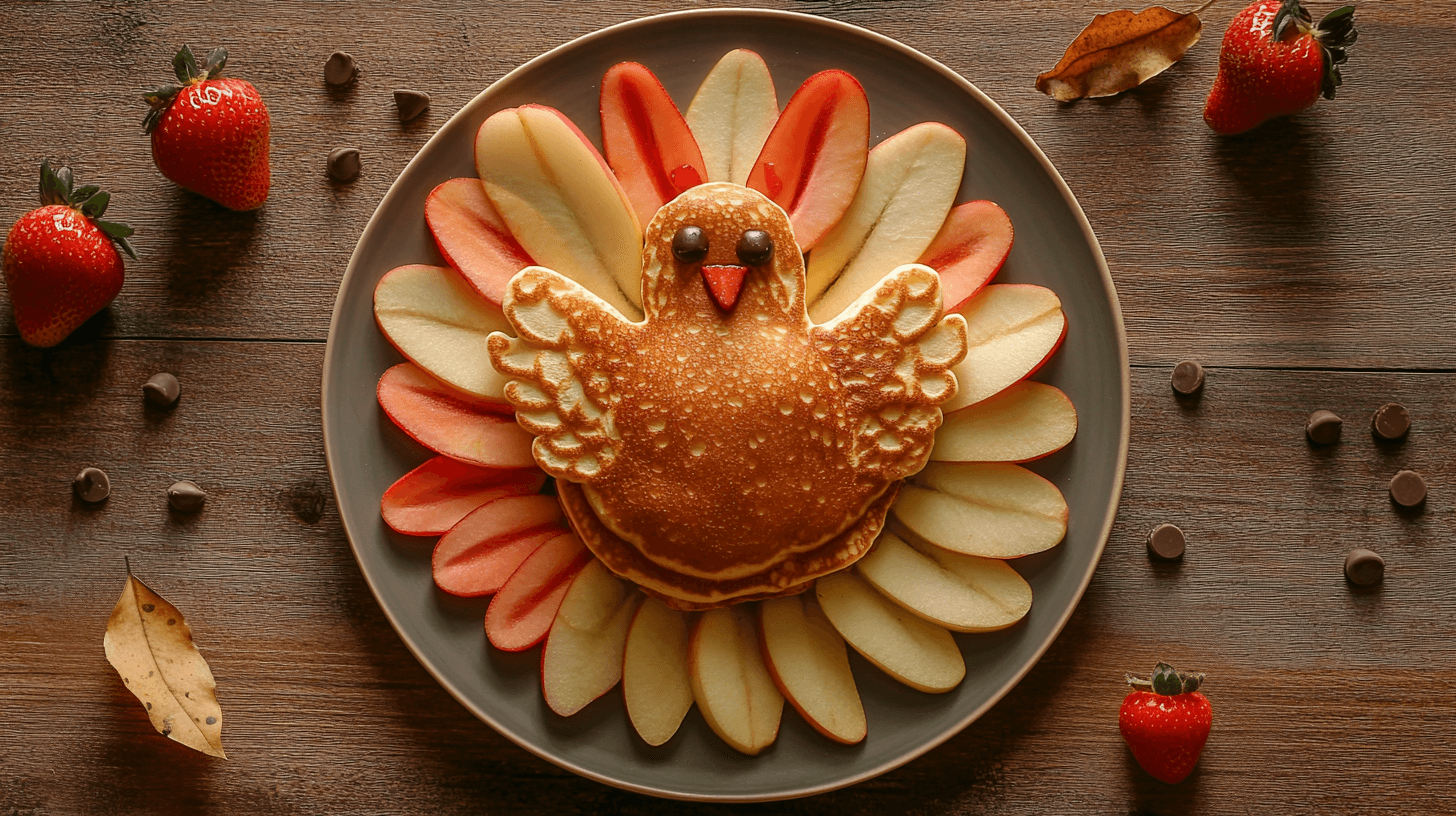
[[1271, 0, 1358, 100], [38, 159, 136, 260], [143, 45, 229, 134], [1126, 662, 1205, 696]]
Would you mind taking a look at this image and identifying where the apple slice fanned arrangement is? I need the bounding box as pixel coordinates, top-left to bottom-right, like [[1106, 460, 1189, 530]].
[[372, 48, 1076, 754]]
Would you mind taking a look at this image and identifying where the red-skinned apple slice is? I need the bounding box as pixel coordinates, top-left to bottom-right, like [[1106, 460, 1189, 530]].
[[541, 560, 642, 717], [380, 457, 546, 536], [688, 606, 784, 755], [932, 381, 1077, 463], [377, 363, 530, 467], [601, 62, 707, 228], [815, 571, 965, 694], [485, 531, 593, 652], [919, 201, 1014, 312], [475, 105, 643, 317], [746, 70, 869, 250], [424, 177, 533, 306], [622, 597, 693, 746], [941, 284, 1067, 413], [685, 49, 779, 185], [893, 462, 1068, 559], [857, 532, 1033, 631], [808, 122, 966, 319], [759, 594, 866, 745], [374, 264, 513, 401], [432, 494, 566, 597]]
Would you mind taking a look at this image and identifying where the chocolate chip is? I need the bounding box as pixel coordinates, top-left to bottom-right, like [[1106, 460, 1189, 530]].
[[394, 89, 430, 122], [327, 147, 361, 182], [736, 229, 773, 266], [1170, 361, 1204, 395], [323, 51, 357, 86], [1146, 523, 1185, 560], [74, 467, 110, 503], [1344, 548, 1384, 587], [672, 225, 709, 262], [143, 372, 180, 407], [1371, 403, 1410, 441], [168, 480, 207, 512], [1305, 409, 1342, 445], [1389, 470, 1427, 507]]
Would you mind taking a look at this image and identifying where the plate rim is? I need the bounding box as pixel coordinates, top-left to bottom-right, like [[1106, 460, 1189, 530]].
[[322, 7, 1130, 802]]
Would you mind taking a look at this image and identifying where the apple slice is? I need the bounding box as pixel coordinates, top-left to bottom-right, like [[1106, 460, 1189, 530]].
[[815, 571, 965, 694], [807, 123, 967, 320], [940, 285, 1067, 413], [424, 177, 533, 306], [746, 70, 869, 250], [432, 494, 566, 597], [541, 560, 642, 717], [932, 381, 1077, 463], [475, 105, 643, 317], [380, 456, 546, 536], [622, 597, 694, 746], [893, 462, 1068, 559], [601, 62, 707, 228], [688, 606, 784, 755], [374, 264, 513, 401], [685, 49, 779, 185], [377, 363, 531, 467], [485, 532, 593, 652], [759, 594, 866, 744], [919, 201, 1014, 313], [856, 532, 1032, 632]]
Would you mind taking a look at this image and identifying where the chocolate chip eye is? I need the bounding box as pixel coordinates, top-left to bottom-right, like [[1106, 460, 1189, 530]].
[[737, 229, 773, 266], [672, 225, 709, 263]]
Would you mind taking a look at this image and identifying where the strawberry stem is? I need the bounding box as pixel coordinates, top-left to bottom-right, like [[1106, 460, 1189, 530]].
[[36, 160, 137, 259], [144, 45, 230, 133], [1126, 662, 1206, 695]]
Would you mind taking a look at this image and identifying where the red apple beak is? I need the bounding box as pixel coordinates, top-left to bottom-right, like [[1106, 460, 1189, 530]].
[[701, 264, 747, 313]]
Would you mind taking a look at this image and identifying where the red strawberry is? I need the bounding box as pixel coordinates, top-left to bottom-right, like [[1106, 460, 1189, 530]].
[[1118, 662, 1212, 784], [144, 46, 270, 210], [1204, 1, 1357, 135], [3, 161, 135, 347]]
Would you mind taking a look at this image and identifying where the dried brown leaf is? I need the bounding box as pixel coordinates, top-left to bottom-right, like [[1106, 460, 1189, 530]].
[[103, 570, 227, 758], [1036, 2, 1213, 102]]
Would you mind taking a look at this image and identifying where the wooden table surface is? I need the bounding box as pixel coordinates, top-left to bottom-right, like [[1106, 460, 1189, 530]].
[[3, 1, 1453, 813]]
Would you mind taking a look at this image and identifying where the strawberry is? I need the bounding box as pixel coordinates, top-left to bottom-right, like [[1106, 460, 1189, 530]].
[[1204, 0, 1357, 135], [1118, 662, 1212, 784], [144, 46, 270, 210], [3, 161, 136, 347]]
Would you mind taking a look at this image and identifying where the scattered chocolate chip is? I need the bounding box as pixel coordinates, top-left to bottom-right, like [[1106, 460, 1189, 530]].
[[327, 147, 361, 182], [1389, 470, 1427, 507], [1146, 523, 1185, 560], [323, 51, 357, 86], [1371, 403, 1410, 441], [1305, 409, 1342, 445], [394, 89, 430, 122], [1344, 548, 1384, 587], [142, 604, 155, 613], [167, 480, 208, 513], [143, 372, 180, 407], [74, 467, 110, 503], [1170, 361, 1204, 395]]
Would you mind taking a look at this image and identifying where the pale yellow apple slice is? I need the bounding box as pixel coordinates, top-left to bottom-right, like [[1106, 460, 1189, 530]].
[[688, 606, 784, 755], [685, 49, 779, 185], [857, 532, 1032, 631], [942, 285, 1067, 413], [893, 462, 1068, 558], [622, 597, 693, 746], [932, 381, 1077, 463], [374, 264, 512, 399], [759, 594, 866, 744], [807, 122, 966, 320], [475, 105, 643, 318], [815, 571, 964, 693], [541, 560, 641, 717]]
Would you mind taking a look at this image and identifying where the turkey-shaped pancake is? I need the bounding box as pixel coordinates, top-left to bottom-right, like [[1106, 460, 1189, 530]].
[[488, 183, 967, 608]]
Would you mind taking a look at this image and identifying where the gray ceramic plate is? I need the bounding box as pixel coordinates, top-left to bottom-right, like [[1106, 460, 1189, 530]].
[[322, 8, 1128, 802]]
